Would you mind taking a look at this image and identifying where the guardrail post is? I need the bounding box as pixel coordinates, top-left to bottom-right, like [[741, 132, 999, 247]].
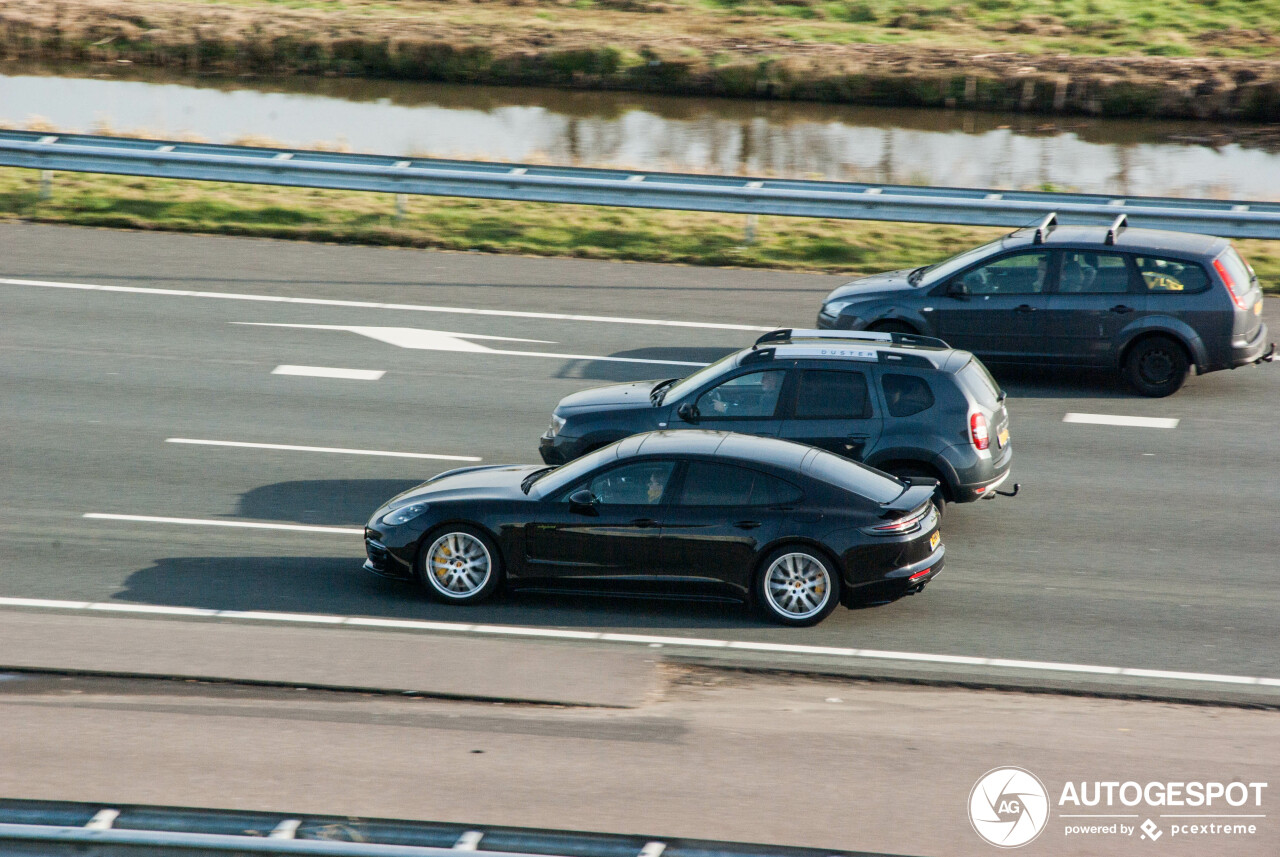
[[39, 170, 53, 201]]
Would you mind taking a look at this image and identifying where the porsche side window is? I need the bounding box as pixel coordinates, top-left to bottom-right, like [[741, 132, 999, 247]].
[[580, 461, 676, 506]]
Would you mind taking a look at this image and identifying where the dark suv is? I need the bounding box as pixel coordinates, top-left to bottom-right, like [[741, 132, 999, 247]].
[[539, 329, 1014, 509], [816, 214, 1274, 396]]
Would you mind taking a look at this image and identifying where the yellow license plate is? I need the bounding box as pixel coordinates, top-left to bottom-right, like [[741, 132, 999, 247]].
[[998, 427, 1010, 447], [930, 531, 941, 550]]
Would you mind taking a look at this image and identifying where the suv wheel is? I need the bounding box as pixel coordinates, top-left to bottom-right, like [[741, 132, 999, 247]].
[[1123, 336, 1189, 397]]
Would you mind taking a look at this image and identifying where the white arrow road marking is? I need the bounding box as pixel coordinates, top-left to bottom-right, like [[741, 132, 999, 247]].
[[236, 323, 709, 367]]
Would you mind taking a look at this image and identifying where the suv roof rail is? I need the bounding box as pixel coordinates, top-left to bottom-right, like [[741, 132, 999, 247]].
[[1032, 212, 1058, 245], [1104, 213, 1127, 245], [753, 328, 949, 350]]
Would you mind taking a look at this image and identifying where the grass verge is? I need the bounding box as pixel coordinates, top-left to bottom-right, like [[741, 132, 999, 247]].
[[3, 168, 1278, 292]]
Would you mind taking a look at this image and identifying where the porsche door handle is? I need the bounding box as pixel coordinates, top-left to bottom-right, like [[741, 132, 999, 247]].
[[629, 518, 659, 528], [734, 520, 762, 530]]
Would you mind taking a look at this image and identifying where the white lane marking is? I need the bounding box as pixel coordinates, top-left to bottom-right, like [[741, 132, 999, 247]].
[[0, 277, 773, 331], [272, 365, 385, 380], [1063, 413, 1179, 429], [83, 513, 363, 535], [85, 810, 119, 830], [454, 831, 484, 851], [2, 598, 1277, 691], [166, 438, 481, 462], [270, 820, 302, 840], [244, 324, 708, 368]]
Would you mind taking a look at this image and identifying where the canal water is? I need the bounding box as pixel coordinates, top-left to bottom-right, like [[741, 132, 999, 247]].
[[2, 68, 1278, 200]]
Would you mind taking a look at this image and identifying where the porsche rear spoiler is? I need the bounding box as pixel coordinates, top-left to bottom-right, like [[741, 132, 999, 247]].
[[879, 482, 938, 517]]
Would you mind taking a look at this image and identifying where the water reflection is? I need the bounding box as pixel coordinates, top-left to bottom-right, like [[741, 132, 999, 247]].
[[2, 67, 1277, 200]]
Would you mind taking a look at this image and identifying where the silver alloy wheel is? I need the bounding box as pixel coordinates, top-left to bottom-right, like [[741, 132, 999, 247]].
[[763, 552, 831, 620], [425, 531, 492, 597]]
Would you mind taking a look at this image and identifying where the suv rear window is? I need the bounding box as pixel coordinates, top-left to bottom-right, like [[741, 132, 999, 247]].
[[956, 359, 1003, 409], [882, 374, 935, 417], [1134, 256, 1209, 294], [805, 450, 903, 504]]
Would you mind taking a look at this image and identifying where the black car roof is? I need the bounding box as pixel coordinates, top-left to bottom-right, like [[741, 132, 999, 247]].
[[630, 430, 813, 470], [1006, 224, 1224, 257]]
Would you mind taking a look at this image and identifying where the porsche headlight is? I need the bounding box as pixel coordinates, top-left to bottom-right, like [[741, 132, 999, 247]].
[[381, 502, 430, 526]]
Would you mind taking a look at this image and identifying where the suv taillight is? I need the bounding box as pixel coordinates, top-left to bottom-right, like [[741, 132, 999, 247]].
[[1213, 258, 1249, 310], [970, 412, 990, 450]]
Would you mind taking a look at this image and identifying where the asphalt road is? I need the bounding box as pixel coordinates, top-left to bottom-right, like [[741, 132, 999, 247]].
[[4, 222, 1279, 686]]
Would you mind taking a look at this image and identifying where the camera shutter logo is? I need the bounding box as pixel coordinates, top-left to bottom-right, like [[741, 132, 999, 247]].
[[969, 767, 1051, 848]]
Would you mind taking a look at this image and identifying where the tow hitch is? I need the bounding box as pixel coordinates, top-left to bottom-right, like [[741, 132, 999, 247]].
[[1259, 342, 1276, 364], [995, 483, 1021, 498]]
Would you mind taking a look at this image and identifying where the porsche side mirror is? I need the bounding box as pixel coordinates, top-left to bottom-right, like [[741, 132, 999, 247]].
[[568, 489, 598, 510], [677, 402, 699, 423]]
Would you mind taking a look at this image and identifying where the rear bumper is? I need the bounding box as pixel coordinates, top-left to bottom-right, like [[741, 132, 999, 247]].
[[843, 543, 944, 605], [1232, 322, 1273, 368]]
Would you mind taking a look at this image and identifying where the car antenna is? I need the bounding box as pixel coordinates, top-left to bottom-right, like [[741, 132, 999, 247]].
[[1003, 213, 1047, 239]]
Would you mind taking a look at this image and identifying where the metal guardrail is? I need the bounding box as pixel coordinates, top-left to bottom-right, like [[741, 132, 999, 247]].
[[2, 130, 1279, 239], [0, 800, 905, 857]]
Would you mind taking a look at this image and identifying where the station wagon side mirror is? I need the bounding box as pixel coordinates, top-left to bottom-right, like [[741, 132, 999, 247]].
[[947, 278, 970, 298], [568, 489, 598, 511], [676, 402, 699, 423]]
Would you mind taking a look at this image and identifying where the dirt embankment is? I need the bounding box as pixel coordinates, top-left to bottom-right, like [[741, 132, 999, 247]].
[[3, 0, 1280, 121]]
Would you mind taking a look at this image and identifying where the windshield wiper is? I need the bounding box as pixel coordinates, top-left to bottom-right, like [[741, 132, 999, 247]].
[[907, 265, 931, 287], [649, 378, 678, 405], [521, 466, 556, 494]]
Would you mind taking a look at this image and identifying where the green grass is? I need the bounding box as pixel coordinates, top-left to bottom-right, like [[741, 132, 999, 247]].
[[4, 168, 1278, 291]]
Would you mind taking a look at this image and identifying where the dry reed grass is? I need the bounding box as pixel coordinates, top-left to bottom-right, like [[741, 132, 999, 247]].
[[3, 0, 1280, 119]]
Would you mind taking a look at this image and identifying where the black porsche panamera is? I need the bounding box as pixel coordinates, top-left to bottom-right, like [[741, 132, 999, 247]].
[[365, 430, 944, 626]]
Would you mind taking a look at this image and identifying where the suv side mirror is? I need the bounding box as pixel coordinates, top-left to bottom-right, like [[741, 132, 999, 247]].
[[568, 489, 597, 510], [677, 402, 699, 423]]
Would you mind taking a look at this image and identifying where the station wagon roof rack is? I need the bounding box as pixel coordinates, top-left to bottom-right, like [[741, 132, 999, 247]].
[[754, 328, 949, 350], [1032, 212, 1058, 245], [1105, 213, 1127, 245]]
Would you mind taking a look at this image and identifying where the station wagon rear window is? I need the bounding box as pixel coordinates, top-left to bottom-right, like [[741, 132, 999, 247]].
[[1134, 256, 1210, 294], [956, 359, 1003, 410]]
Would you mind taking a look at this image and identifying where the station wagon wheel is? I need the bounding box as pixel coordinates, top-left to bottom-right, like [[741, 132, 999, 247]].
[[755, 547, 840, 627], [417, 526, 502, 604], [1123, 336, 1189, 398]]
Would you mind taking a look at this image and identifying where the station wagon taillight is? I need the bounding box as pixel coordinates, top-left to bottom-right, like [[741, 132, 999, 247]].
[[1213, 257, 1249, 310], [970, 412, 990, 451]]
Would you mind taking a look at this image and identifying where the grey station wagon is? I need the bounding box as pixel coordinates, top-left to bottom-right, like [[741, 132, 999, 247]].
[[540, 329, 1015, 511], [816, 214, 1274, 396]]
